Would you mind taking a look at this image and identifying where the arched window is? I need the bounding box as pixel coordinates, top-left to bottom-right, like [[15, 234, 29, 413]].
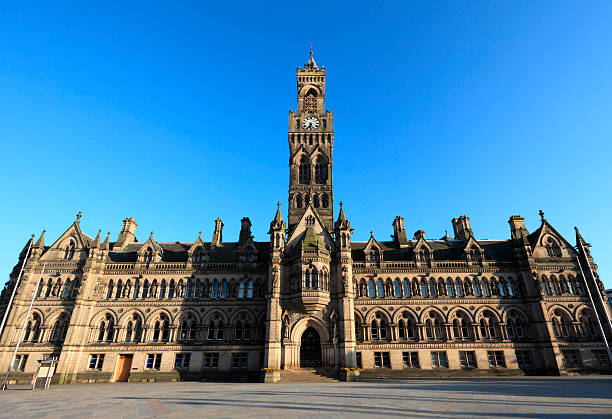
[[134, 316, 143, 343], [115, 280, 123, 299], [160, 315, 170, 342], [429, 279, 437, 297], [546, 237, 562, 257], [133, 280, 140, 299], [321, 193, 329, 208], [369, 249, 380, 263], [313, 194, 320, 208], [50, 313, 69, 343], [207, 315, 224, 340], [193, 279, 200, 298], [312, 268, 319, 289], [455, 278, 463, 297], [35, 279, 44, 298], [98, 314, 114, 343], [193, 248, 204, 263], [507, 312, 526, 339], [106, 280, 114, 300], [153, 321, 161, 341], [299, 156, 311, 184], [180, 314, 196, 341], [125, 321, 133, 342], [507, 279, 515, 297], [143, 248, 153, 264], [550, 276, 559, 295], [221, 280, 228, 298], [421, 279, 428, 297], [481, 279, 490, 297], [142, 280, 149, 299], [498, 278, 508, 297], [368, 279, 375, 297], [159, 280, 167, 298], [371, 312, 388, 340], [235, 313, 251, 341], [304, 270, 311, 288], [237, 280, 245, 298], [452, 313, 471, 340], [425, 313, 444, 340], [394, 279, 402, 297], [398, 311, 417, 340], [296, 194, 303, 208], [64, 241, 75, 260], [377, 279, 384, 298], [97, 321, 106, 342], [246, 279, 254, 298], [168, 280, 176, 298], [479, 311, 499, 340], [446, 279, 454, 297], [402, 279, 410, 297], [314, 156, 328, 184]]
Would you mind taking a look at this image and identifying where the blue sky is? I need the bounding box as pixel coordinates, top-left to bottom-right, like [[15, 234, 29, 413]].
[[1, 2, 611, 287]]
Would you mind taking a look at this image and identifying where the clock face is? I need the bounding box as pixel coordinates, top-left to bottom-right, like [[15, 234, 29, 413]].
[[302, 116, 320, 130]]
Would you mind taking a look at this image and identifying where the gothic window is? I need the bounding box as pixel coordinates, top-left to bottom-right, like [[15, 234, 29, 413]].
[[180, 314, 197, 341], [402, 278, 410, 297], [134, 316, 143, 343], [546, 237, 562, 257], [235, 313, 251, 341], [50, 313, 68, 343], [195, 280, 201, 298], [394, 279, 402, 297], [144, 248, 153, 264], [507, 278, 515, 297], [421, 279, 428, 297], [169, 280, 176, 298], [98, 314, 115, 343], [322, 193, 329, 208], [377, 279, 384, 298], [368, 279, 375, 297], [61, 279, 71, 299], [106, 280, 114, 300], [304, 194, 310, 207], [125, 321, 133, 342], [455, 278, 463, 297], [559, 276, 569, 294], [314, 156, 328, 184], [425, 313, 445, 340], [299, 156, 311, 184], [238, 280, 245, 298], [159, 280, 166, 298], [507, 312, 526, 339], [305, 270, 310, 288], [115, 280, 123, 299], [313, 194, 320, 208], [153, 322, 160, 342], [193, 248, 204, 263], [123, 280, 131, 298], [221, 280, 228, 298], [133, 280, 140, 299], [160, 314, 170, 342], [246, 279, 254, 298], [481, 278, 490, 297], [398, 311, 417, 340], [446, 278, 454, 297], [142, 280, 150, 299], [452, 312, 471, 340], [186, 280, 193, 299], [369, 249, 380, 263], [371, 312, 388, 340], [498, 278, 508, 297], [428, 279, 437, 297], [35, 279, 44, 298], [64, 240, 76, 260], [311, 268, 318, 289], [296, 194, 303, 208], [479, 311, 500, 340], [208, 315, 223, 340]]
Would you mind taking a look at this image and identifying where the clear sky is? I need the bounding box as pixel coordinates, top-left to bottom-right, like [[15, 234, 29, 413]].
[[1, 2, 611, 288]]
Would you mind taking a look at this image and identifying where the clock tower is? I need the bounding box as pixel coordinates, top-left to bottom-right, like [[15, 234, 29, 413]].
[[288, 48, 334, 232]]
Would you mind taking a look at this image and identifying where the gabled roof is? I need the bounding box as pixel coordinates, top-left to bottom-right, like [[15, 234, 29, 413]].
[[286, 204, 334, 251], [527, 215, 576, 256]]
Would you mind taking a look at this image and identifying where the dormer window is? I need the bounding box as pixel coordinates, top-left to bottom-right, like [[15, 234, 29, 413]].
[[144, 248, 153, 264], [193, 248, 204, 263], [419, 250, 430, 262], [369, 249, 380, 263], [244, 252, 254, 263], [64, 240, 75, 260], [469, 248, 481, 262], [545, 237, 562, 257]]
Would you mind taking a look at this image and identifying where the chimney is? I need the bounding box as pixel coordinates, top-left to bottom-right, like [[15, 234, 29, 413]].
[[115, 217, 137, 249], [212, 218, 224, 246], [392, 216, 408, 247], [508, 215, 528, 240], [451, 215, 473, 241], [239, 217, 252, 244]]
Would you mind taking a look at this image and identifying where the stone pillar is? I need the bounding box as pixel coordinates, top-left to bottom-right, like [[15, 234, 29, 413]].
[[263, 264, 282, 370]]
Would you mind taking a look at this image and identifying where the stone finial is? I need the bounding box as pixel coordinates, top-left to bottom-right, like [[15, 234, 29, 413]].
[[539, 209, 545, 222], [76, 211, 82, 223]]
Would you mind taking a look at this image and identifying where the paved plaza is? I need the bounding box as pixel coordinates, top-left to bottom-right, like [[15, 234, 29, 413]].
[[0, 377, 611, 418]]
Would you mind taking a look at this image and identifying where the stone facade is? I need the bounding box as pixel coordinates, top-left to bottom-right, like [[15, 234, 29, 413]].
[[1, 51, 611, 384]]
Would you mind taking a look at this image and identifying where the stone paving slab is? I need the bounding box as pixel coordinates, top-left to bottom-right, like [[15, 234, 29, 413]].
[[0, 377, 611, 418]]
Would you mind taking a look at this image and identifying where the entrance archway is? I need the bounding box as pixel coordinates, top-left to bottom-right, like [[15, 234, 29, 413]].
[[300, 327, 322, 367]]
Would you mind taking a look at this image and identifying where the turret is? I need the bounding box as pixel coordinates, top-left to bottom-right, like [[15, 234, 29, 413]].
[[334, 202, 352, 251], [268, 202, 286, 252]]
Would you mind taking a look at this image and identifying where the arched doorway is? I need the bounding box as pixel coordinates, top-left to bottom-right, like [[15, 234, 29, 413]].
[[300, 327, 322, 367]]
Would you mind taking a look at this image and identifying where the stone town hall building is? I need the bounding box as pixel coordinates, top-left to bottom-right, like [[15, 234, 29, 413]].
[[1, 52, 611, 384]]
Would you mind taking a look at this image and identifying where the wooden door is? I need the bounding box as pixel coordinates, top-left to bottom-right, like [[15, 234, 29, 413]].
[[112, 355, 133, 382]]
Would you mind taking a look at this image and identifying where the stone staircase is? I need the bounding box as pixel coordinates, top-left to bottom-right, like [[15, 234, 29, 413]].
[[279, 368, 340, 382]]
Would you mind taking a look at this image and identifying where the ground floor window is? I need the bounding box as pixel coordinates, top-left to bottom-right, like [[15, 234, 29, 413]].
[[374, 352, 391, 368], [12, 354, 28, 372], [174, 353, 191, 369], [459, 351, 477, 368], [487, 351, 506, 368], [592, 350, 610, 367], [356, 352, 362, 368], [231, 352, 248, 369], [88, 354, 104, 371], [561, 350, 582, 368], [516, 350, 533, 368], [402, 352, 420, 368], [203, 353, 219, 368], [146, 354, 162, 370], [431, 351, 448, 368]]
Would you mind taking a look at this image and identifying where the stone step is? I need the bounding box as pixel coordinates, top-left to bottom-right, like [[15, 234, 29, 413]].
[[280, 368, 340, 382]]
